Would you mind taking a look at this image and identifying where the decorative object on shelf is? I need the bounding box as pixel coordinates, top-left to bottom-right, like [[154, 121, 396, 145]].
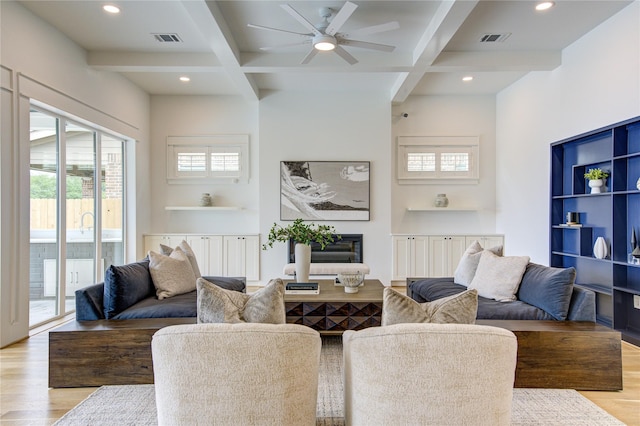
[[637, 177, 640, 191], [434, 193, 449, 208], [566, 212, 579, 225], [199, 193, 213, 207], [593, 237, 608, 259], [583, 168, 609, 194], [337, 272, 364, 293], [631, 228, 637, 252], [262, 218, 340, 283]]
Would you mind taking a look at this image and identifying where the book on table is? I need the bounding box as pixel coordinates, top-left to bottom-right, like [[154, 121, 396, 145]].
[[285, 282, 319, 294]]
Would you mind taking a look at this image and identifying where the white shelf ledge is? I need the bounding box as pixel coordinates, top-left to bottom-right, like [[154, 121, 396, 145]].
[[406, 207, 477, 212], [165, 206, 242, 211]]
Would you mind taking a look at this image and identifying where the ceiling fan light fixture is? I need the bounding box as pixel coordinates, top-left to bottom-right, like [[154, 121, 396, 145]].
[[313, 35, 337, 51]]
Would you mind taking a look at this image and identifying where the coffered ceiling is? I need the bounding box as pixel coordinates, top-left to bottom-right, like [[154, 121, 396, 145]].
[[19, 0, 632, 103]]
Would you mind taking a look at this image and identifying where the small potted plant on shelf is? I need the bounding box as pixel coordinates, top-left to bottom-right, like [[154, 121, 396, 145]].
[[584, 168, 609, 194], [263, 219, 340, 283]]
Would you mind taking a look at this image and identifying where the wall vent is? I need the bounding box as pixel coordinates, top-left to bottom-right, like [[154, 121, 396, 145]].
[[152, 33, 182, 43], [480, 33, 511, 43]]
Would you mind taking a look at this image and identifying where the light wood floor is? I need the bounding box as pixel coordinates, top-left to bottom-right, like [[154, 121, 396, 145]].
[[1, 322, 639, 426]]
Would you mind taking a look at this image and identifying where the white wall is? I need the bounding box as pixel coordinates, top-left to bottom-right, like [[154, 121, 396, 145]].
[[496, 1, 640, 263], [391, 95, 498, 235], [258, 90, 392, 285], [149, 95, 259, 239], [0, 0, 150, 346]]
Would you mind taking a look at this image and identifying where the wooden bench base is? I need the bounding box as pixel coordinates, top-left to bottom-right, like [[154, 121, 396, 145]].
[[477, 320, 622, 390], [48, 318, 195, 388], [49, 318, 622, 390]]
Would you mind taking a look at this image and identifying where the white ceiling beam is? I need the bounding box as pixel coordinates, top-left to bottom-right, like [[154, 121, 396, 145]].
[[390, 0, 479, 104], [88, 52, 223, 72], [180, 0, 259, 101], [431, 51, 561, 71]]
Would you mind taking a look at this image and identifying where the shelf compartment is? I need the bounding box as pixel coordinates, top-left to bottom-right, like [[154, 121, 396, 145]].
[[613, 263, 640, 293], [550, 226, 592, 257], [626, 122, 640, 155], [613, 290, 640, 346]]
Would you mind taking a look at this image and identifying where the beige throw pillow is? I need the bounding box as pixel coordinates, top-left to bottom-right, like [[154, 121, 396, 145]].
[[468, 250, 530, 302], [454, 241, 504, 287], [148, 247, 197, 300], [159, 240, 201, 279], [382, 287, 478, 326], [197, 278, 286, 324]]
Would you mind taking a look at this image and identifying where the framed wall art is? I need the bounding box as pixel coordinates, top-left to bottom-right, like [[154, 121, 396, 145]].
[[280, 161, 370, 221]]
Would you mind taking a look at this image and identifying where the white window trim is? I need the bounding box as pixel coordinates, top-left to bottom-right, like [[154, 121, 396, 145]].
[[167, 135, 249, 184], [397, 136, 479, 184]]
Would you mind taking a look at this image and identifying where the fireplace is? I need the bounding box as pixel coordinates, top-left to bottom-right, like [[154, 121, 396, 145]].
[[288, 234, 363, 264]]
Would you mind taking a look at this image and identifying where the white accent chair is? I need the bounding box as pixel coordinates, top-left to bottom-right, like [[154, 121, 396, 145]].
[[152, 323, 321, 426], [343, 323, 518, 426]]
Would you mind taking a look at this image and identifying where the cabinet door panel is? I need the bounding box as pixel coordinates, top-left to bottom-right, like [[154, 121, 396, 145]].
[[223, 236, 247, 277], [392, 237, 412, 280], [428, 237, 449, 278], [448, 237, 467, 275], [413, 237, 430, 278]]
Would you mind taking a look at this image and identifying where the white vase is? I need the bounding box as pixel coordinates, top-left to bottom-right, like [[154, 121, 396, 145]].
[[295, 243, 311, 283], [588, 179, 604, 194], [636, 177, 640, 190], [593, 237, 608, 259]]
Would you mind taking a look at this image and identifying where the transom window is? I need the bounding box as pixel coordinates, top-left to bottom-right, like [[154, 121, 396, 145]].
[[397, 136, 479, 183]]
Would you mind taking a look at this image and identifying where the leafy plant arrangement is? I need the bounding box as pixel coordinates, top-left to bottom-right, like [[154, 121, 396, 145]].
[[262, 218, 340, 250], [584, 168, 609, 180]]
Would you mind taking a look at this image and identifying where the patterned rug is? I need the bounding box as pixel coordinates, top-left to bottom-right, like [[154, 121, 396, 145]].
[[55, 336, 624, 426]]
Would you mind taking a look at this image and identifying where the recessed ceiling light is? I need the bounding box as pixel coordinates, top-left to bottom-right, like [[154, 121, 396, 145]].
[[103, 4, 120, 14], [179, 76, 191, 82], [535, 2, 555, 11], [462, 76, 473, 82]]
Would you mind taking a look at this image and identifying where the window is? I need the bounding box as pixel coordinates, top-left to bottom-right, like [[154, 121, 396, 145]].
[[397, 136, 479, 183], [167, 135, 249, 183]]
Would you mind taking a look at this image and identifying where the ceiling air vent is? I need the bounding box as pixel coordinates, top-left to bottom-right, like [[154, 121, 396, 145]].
[[480, 33, 511, 43], [152, 33, 182, 43]]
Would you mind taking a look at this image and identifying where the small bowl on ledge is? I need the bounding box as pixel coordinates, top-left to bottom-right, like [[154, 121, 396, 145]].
[[337, 272, 364, 293]]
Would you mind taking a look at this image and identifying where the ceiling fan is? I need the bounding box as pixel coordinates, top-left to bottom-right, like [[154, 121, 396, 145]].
[[247, 1, 399, 65]]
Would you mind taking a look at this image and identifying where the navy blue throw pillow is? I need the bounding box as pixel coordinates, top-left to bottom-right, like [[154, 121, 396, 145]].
[[517, 263, 575, 321], [103, 259, 154, 319]]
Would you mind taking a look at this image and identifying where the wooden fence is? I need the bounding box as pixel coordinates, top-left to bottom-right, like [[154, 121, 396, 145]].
[[30, 199, 122, 230]]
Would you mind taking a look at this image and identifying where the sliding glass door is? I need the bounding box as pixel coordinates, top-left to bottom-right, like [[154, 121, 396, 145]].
[[29, 108, 125, 327]]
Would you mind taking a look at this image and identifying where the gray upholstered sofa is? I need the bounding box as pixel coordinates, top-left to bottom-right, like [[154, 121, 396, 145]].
[[75, 258, 245, 321], [408, 263, 596, 322]]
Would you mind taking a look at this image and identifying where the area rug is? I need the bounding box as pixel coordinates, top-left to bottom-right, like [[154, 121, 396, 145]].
[[54, 336, 625, 426]]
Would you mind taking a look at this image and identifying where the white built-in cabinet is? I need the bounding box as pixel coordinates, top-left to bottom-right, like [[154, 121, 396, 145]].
[[392, 234, 504, 283], [44, 259, 105, 297], [144, 234, 260, 281]]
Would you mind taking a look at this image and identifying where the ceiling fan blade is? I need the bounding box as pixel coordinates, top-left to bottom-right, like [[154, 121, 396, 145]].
[[340, 39, 395, 52], [325, 1, 358, 36], [281, 4, 322, 36], [301, 48, 319, 64], [343, 21, 400, 37], [333, 45, 358, 65], [260, 40, 311, 51], [247, 23, 312, 37]]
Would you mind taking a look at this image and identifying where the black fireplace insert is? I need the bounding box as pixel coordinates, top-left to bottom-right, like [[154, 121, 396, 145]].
[[288, 234, 363, 264]]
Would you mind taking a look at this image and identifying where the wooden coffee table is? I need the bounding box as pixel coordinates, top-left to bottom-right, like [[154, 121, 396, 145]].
[[284, 279, 384, 335]]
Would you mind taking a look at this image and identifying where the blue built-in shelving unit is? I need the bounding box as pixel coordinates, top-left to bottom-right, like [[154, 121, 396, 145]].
[[551, 116, 640, 346]]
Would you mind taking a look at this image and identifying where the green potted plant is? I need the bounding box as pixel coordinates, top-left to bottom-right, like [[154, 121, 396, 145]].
[[263, 219, 340, 282], [584, 168, 609, 194]]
